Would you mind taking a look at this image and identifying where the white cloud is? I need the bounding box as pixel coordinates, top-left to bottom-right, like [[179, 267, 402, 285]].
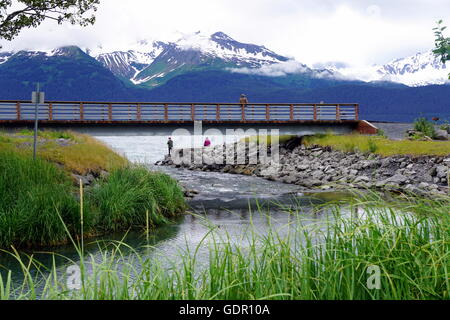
[[0, 0, 448, 69], [229, 60, 310, 77]]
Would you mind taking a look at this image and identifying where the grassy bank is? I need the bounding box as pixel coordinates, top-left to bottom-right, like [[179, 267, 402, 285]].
[[304, 133, 450, 156], [0, 129, 128, 175], [1, 193, 448, 300], [0, 130, 186, 248], [241, 134, 297, 145]]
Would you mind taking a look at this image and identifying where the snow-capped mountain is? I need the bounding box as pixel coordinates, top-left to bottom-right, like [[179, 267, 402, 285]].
[[328, 50, 449, 87], [89, 31, 289, 86], [375, 51, 448, 86], [89, 40, 168, 82], [0, 52, 13, 64], [0, 31, 447, 88]]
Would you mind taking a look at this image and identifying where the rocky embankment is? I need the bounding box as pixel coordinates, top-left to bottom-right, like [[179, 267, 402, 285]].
[[157, 139, 450, 196]]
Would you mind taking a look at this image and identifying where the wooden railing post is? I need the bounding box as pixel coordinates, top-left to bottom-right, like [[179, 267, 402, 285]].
[[164, 104, 168, 122], [266, 104, 270, 121], [137, 104, 141, 121], [80, 103, 84, 121], [290, 104, 294, 121], [48, 103, 53, 121], [216, 104, 220, 121], [336, 105, 340, 121], [313, 104, 318, 121], [241, 103, 245, 121], [16, 102, 21, 120], [108, 103, 112, 122], [191, 104, 195, 121], [355, 104, 359, 120]]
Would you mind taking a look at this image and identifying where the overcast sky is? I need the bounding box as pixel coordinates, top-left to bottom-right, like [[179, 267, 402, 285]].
[[2, 0, 449, 67]]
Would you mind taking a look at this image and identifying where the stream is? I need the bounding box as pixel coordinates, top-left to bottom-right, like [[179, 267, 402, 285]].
[[0, 134, 356, 295]]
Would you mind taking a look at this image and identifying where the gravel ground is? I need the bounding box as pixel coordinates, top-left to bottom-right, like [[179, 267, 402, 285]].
[[371, 122, 414, 140]]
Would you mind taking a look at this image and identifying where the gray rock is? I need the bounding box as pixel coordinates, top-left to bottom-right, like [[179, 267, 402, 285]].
[[434, 129, 449, 141], [300, 179, 322, 188], [311, 170, 324, 180], [429, 167, 437, 177], [297, 164, 309, 171], [418, 182, 429, 189], [385, 174, 408, 185], [73, 174, 90, 186], [354, 176, 370, 183], [281, 175, 297, 184], [436, 165, 448, 179]]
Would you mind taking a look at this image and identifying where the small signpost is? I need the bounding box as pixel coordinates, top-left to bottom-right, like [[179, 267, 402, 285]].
[[32, 83, 45, 160]]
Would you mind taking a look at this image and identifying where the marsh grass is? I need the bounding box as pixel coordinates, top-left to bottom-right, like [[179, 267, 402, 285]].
[[0, 129, 128, 175], [89, 167, 186, 232], [241, 135, 297, 146], [0, 150, 81, 247], [0, 150, 186, 248], [304, 133, 450, 156], [1, 193, 448, 300]]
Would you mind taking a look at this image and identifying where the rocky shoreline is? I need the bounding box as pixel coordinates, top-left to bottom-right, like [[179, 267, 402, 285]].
[[157, 138, 450, 196]]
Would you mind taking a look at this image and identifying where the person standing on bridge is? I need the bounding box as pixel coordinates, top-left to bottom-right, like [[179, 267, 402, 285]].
[[239, 94, 248, 106], [167, 137, 173, 156]]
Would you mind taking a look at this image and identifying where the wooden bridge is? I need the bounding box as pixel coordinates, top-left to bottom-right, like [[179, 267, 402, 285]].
[[0, 101, 359, 124]]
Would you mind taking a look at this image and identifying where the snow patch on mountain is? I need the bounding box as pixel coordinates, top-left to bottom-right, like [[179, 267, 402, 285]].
[[175, 31, 283, 64], [0, 52, 14, 64], [376, 51, 449, 86], [327, 51, 449, 86], [91, 41, 167, 80]]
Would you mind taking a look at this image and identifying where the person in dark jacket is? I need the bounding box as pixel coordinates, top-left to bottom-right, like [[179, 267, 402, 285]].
[[167, 137, 173, 156]]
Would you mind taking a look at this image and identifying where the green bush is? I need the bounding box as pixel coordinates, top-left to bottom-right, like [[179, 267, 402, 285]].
[[376, 129, 387, 138], [414, 117, 436, 139]]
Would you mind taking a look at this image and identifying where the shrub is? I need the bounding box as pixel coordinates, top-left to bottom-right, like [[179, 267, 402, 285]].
[[414, 117, 436, 139], [376, 129, 387, 138]]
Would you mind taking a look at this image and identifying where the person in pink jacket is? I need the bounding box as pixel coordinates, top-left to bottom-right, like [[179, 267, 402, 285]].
[[204, 137, 211, 147]]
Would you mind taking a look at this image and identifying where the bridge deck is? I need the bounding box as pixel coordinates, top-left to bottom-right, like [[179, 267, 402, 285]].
[[0, 101, 359, 124]]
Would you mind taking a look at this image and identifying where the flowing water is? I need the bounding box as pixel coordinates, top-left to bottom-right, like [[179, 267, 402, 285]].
[[0, 134, 357, 294]]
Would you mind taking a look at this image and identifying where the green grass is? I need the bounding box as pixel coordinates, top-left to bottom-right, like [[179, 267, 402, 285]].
[[1, 193, 448, 300], [0, 133, 186, 248], [0, 129, 128, 175], [241, 134, 297, 146], [304, 133, 450, 156], [89, 167, 186, 232], [0, 150, 80, 247]]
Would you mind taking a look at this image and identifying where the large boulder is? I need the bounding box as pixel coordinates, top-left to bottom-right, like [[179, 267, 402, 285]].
[[434, 129, 449, 141], [436, 165, 448, 179]]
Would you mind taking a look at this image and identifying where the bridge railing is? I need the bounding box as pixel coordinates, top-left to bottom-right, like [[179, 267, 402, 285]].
[[0, 101, 359, 122]]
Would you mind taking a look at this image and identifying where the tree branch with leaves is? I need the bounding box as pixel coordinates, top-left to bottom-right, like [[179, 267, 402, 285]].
[[0, 0, 99, 41], [433, 20, 450, 79]]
